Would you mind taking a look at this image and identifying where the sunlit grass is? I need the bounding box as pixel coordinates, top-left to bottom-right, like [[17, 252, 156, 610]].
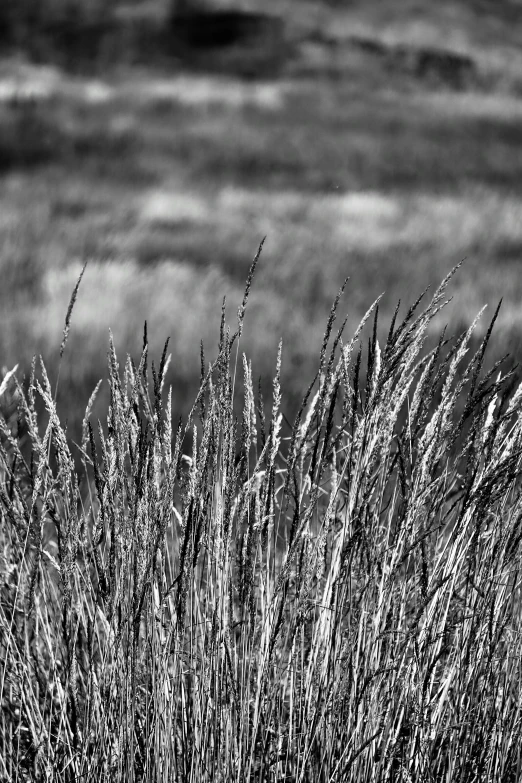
[[2, 262, 522, 781]]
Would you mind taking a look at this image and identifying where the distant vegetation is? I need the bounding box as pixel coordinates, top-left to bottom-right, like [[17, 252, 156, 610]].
[[0, 0, 285, 73], [0, 0, 118, 64]]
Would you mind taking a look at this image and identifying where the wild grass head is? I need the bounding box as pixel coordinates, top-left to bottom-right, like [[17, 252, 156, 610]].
[[1, 251, 522, 782]]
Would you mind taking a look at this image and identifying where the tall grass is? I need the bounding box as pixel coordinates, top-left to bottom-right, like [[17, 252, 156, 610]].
[[1, 256, 522, 782]]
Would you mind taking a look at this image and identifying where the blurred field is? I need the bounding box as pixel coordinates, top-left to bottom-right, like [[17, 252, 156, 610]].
[[1, 0, 522, 434]]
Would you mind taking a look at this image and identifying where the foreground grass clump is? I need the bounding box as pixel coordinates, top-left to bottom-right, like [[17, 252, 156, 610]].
[[2, 261, 522, 782]]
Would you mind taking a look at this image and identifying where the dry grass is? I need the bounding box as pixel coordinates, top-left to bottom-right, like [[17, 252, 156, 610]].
[[1, 262, 522, 781]]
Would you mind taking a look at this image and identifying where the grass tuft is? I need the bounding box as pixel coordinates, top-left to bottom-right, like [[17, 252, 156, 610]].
[[1, 263, 522, 781]]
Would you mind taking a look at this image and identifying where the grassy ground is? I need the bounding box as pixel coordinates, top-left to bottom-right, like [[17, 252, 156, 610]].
[[0, 0, 522, 436]]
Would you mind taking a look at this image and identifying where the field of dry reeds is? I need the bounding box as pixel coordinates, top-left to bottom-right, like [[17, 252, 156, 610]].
[[2, 259, 522, 781], [2, 2, 522, 779]]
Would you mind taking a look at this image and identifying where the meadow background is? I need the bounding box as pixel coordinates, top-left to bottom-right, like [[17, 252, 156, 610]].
[[1, 0, 522, 434]]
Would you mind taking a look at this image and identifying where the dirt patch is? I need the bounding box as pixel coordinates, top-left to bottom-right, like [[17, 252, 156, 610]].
[[165, 8, 289, 78]]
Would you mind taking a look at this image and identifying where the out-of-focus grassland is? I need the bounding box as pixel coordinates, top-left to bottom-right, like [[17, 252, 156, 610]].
[[1, 0, 522, 434]]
